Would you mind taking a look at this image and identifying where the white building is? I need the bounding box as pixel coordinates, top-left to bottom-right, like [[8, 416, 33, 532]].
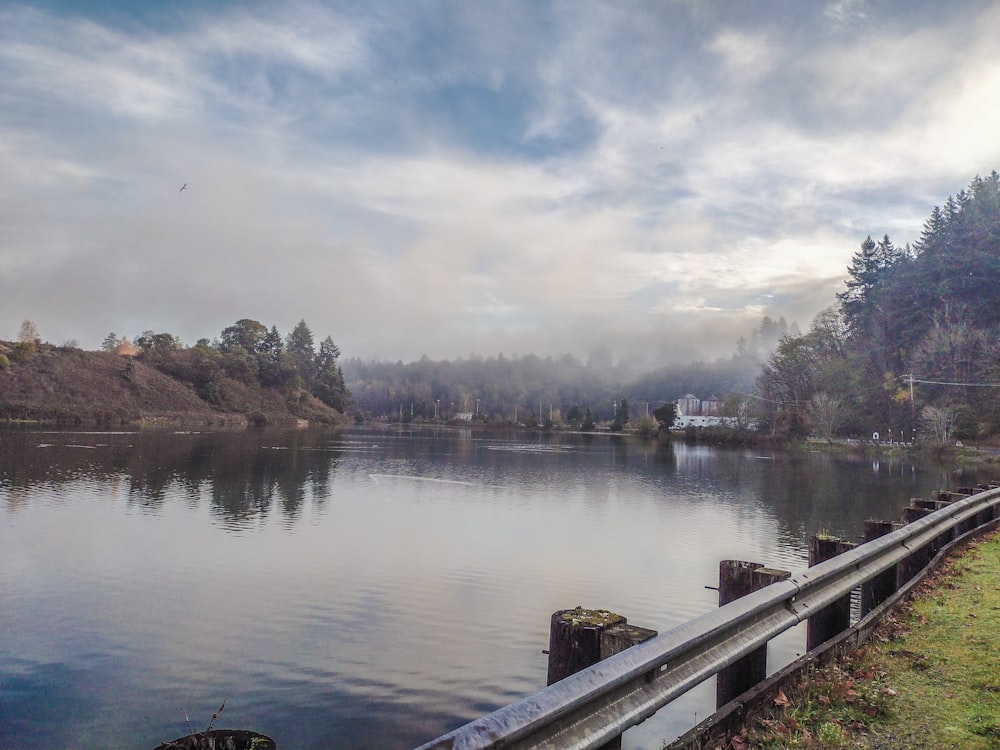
[[673, 415, 729, 428], [677, 394, 700, 416]]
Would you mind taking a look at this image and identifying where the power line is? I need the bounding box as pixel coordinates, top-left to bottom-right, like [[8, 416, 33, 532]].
[[903, 375, 1000, 388]]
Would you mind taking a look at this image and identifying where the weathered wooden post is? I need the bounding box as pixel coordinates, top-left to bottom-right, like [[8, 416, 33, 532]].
[[965, 486, 997, 527], [901, 504, 933, 524], [806, 535, 855, 651], [896, 502, 932, 588], [860, 520, 898, 616], [547, 607, 657, 750], [715, 561, 790, 708]]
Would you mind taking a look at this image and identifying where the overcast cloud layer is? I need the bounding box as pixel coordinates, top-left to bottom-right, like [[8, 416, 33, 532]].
[[2, 0, 999, 365]]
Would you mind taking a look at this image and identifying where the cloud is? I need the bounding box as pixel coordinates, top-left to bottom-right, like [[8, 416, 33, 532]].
[[1, 1, 999, 365], [707, 29, 777, 82]]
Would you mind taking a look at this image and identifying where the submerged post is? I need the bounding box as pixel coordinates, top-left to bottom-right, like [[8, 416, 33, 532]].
[[716, 561, 790, 708], [806, 535, 855, 651], [860, 520, 898, 616], [547, 607, 657, 750]]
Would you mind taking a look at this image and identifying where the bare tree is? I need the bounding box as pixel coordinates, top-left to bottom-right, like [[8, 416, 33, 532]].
[[18, 319, 39, 343], [807, 392, 844, 443], [918, 405, 954, 446], [719, 394, 753, 431]]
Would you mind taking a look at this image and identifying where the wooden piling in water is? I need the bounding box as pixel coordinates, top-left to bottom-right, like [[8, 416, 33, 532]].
[[860, 520, 898, 616], [902, 505, 933, 524], [806, 535, 855, 651], [716, 561, 790, 708], [546, 607, 657, 749]]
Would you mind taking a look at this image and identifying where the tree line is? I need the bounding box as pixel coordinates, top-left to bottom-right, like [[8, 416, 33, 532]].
[[104, 318, 349, 413], [755, 172, 1000, 443], [340, 316, 786, 428], [15, 173, 993, 442]]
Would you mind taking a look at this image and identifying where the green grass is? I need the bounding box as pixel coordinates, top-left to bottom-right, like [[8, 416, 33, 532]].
[[734, 529, 1000, 749]]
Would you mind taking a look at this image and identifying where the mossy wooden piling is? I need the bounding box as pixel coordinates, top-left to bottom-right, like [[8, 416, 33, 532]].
[[546, 607, 656, 749]]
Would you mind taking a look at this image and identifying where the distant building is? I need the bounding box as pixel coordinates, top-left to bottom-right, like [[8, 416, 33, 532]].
[[674, 415, 729, 428], [677, 394, 700, 417], [671, 394, 735, 428], [702, 395, 722, 416]]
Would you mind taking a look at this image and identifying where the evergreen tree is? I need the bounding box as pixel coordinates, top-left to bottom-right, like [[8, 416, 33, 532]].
[[258, 325, 287, 386], [286, 319, 316, 384], [652, 403, 676, 429], [313, 335, 348, 411], [837, 234, 905, 337]]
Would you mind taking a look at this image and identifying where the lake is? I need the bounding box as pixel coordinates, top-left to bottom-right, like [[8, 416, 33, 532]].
[[1, 426, 995, 749]]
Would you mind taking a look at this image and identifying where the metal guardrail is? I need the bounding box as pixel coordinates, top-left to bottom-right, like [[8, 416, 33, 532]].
[[414, 486, 1000, 750]]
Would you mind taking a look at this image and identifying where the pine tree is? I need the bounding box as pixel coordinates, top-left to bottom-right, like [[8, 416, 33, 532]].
[[286, 319, 316, 385], [313, 335, 348, 411]]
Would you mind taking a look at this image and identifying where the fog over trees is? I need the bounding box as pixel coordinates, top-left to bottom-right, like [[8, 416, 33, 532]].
[[10, 173, 998, 441], [341, 316, 792, 426], [343, 172, 1000, 442], [756, 172, 1000, 442]]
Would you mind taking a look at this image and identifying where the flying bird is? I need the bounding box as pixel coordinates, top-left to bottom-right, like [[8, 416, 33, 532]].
[[179, 183, 187, 192]]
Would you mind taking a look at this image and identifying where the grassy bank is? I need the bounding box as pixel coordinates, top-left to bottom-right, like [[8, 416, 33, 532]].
[[734, 528, 1000, 749]]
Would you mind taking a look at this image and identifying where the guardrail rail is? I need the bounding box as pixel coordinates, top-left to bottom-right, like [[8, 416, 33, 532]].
[[414, 484, 1000, 750]]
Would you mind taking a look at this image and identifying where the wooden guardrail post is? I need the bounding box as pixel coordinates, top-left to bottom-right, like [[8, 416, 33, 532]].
[[860, 520, 898, 616], [897, 501, 933, 586], [959, 484, 998, 527], [901, 504, 933, 524], [546, 607, 657, 750], [806, 535, 855, 651], [716, 561, 790, 708]]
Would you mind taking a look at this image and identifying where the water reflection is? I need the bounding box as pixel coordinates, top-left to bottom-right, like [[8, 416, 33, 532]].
[[3, 426, 999, 750], [3, 426, 994, 542], [0, 428, 344, 529]]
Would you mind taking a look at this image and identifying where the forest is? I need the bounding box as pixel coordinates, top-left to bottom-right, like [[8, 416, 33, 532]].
[[754, 172, 1000, 443], [342, 172, 1000, 443], [5, 173, 996, 441], [101, 318, 350, 415], [340, 319, 787, 427]]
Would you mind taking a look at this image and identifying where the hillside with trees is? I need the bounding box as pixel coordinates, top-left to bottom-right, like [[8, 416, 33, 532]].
[[0, 318, 349, 427], [342, 172, 1000, 445], [755, 172, 1000, 443], [4, 173, 996, 441]]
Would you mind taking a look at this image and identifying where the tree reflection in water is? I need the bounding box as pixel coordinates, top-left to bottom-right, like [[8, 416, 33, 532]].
[[0, 428, 344, 527]]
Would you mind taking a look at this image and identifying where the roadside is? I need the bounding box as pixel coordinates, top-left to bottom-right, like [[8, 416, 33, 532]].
[[731, 527, 1000, 749]]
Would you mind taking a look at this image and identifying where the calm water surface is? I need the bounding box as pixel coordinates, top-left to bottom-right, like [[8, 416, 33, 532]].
[[2, 427, 995, 749]]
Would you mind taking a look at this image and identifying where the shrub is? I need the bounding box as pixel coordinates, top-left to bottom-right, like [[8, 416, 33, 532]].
[[10, 341, 36, 362], [121, 356, 136, 381], [635, 415, 658, 437]]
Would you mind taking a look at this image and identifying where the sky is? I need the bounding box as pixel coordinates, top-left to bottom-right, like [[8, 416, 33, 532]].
[[2, 0, 1000, 367]]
